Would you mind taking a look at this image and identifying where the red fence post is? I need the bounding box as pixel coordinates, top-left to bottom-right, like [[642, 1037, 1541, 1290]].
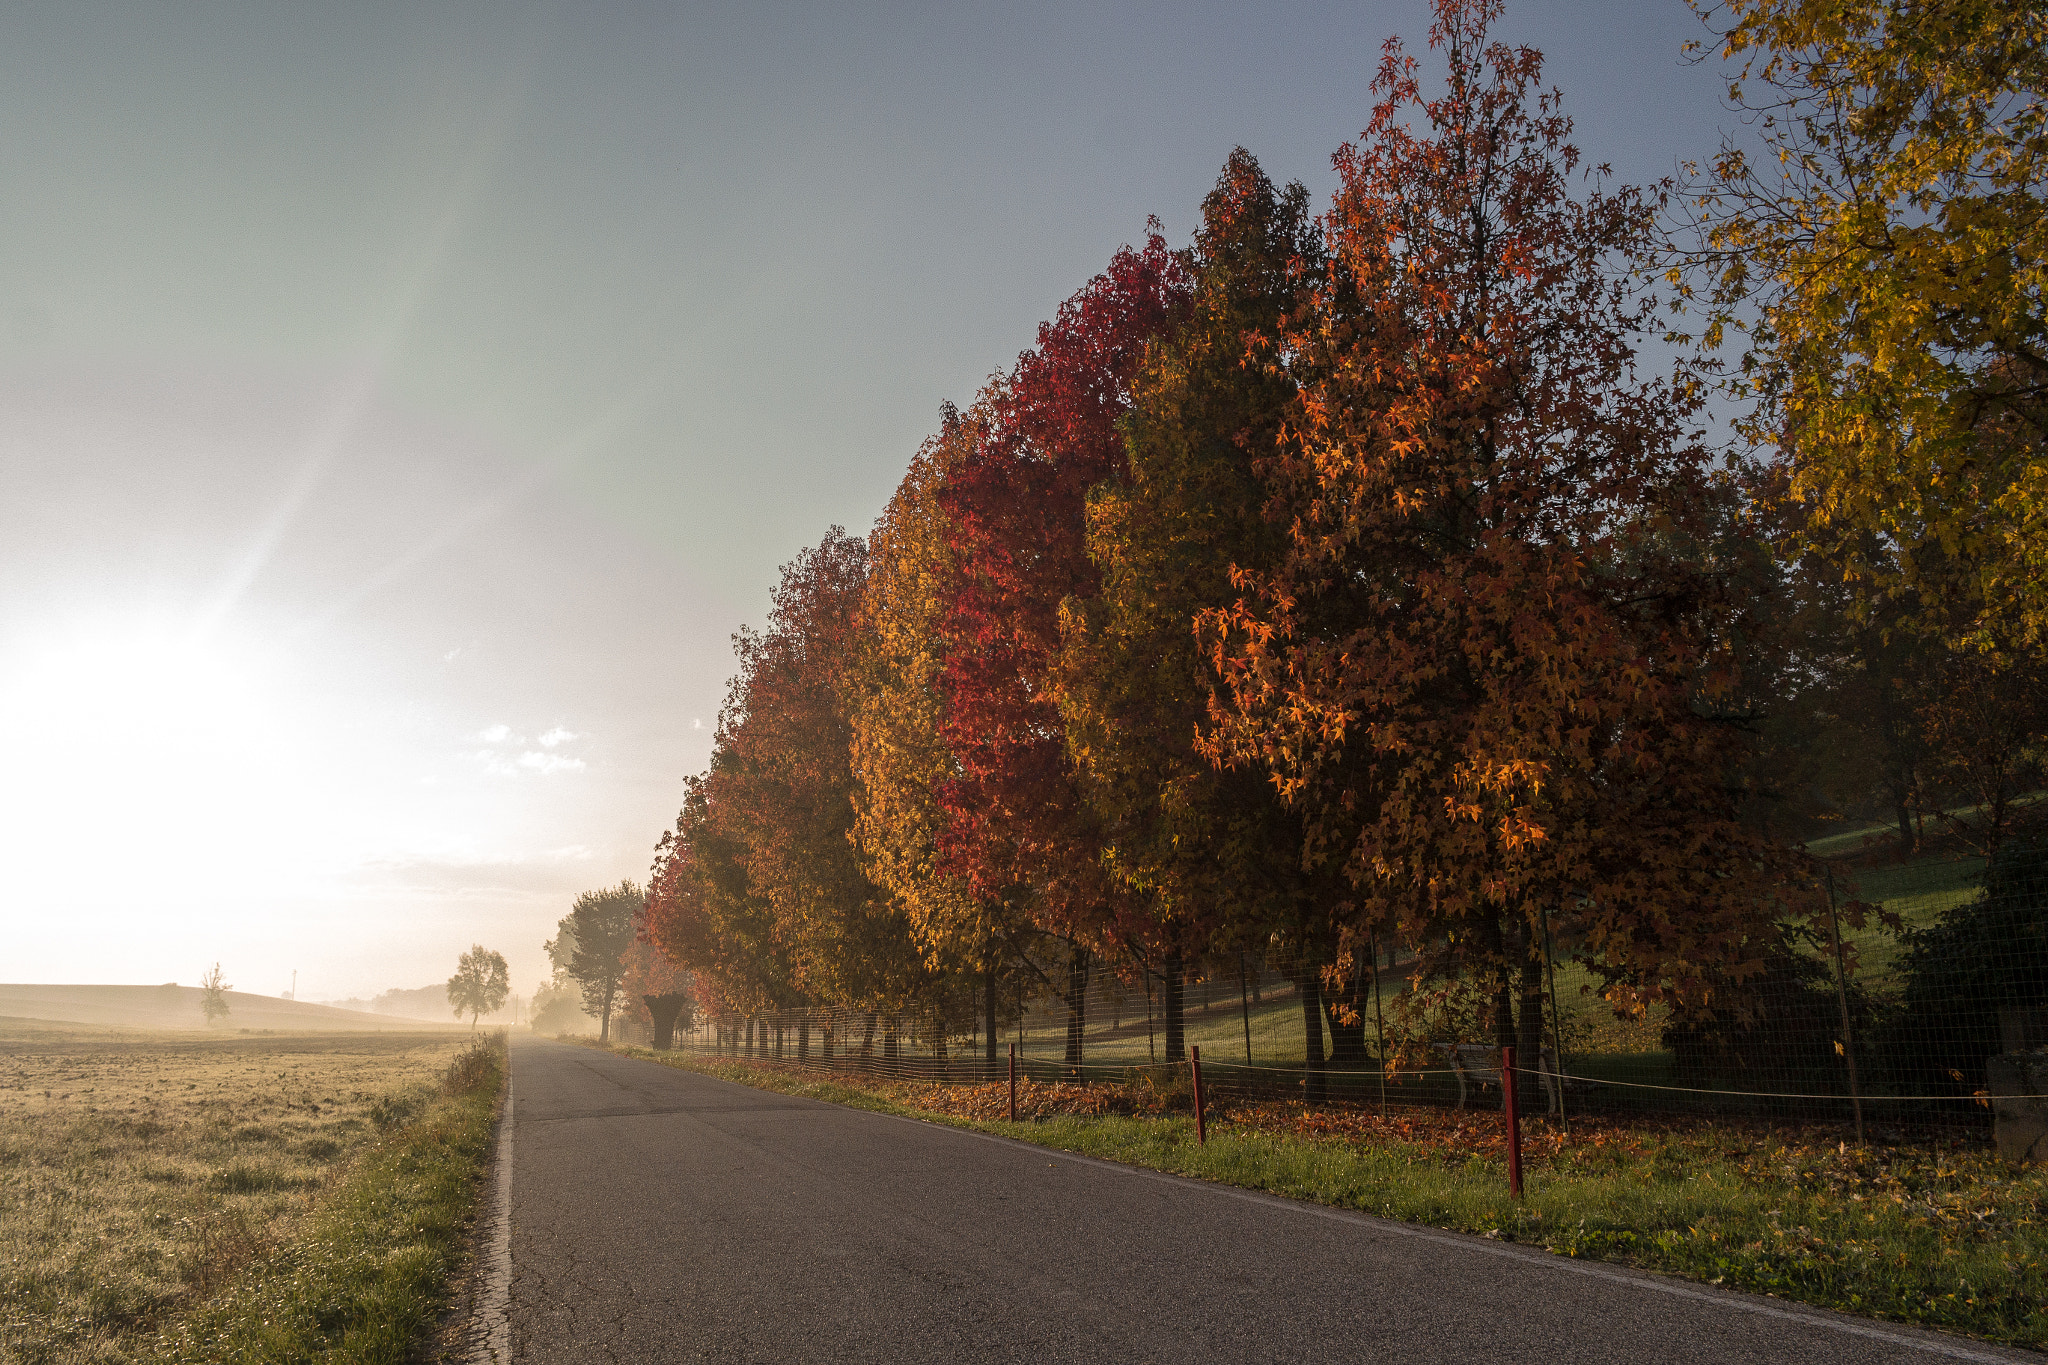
[[1502, 1044, 1523, 1199], [1191, 1044, 1207, 1145], [1008, 1041, 1017, 1123]]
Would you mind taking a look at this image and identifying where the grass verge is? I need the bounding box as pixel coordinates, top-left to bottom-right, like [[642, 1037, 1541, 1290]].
[[601, 1043, 2047, 1352], [145, 1034, 504, 1364]]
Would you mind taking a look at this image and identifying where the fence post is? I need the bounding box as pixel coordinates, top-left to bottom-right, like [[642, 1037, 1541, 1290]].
[[1239, 954, 1254, 1066], [1502, 1044, 1523, 1199], [1008, 1041, 1017, 1123], [1824, 864, 1867, 1147], [1191, 1044, 1207, 1145]]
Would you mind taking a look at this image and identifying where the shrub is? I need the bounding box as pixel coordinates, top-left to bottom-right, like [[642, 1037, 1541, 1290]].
[[1875, 836, 2048, 1098], [1661, 938, 1871, 1096]]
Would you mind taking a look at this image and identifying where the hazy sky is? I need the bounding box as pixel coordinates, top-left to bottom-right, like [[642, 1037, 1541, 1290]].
[[1, 1, 1736, 1001]]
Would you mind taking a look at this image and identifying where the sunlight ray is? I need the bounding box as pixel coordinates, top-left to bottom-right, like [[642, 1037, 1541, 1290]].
[[193, 15, 556, 645]]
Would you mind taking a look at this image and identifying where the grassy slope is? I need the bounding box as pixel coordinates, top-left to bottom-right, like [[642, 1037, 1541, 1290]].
[[0, 985, 456, 1033], [608, 1045, 2048, 1352]]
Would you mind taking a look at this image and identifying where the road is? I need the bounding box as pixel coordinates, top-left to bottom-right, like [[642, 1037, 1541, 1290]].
[[494, 1035, 2026, 1364]]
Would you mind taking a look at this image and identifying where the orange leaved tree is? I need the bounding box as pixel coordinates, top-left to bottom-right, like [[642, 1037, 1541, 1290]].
[[1200, 0, 1811, 1057]]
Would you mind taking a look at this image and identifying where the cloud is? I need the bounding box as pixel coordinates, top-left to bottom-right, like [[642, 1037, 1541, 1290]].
[[537, 726, 580, 748], [476, 723, 520, 745], [691, 717, 704, 730], [517, 750, 585, 774]]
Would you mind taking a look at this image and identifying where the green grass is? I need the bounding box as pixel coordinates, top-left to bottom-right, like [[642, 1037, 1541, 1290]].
[[613, 1045, 2048, 1352], [145, 1035, 503, 1364]]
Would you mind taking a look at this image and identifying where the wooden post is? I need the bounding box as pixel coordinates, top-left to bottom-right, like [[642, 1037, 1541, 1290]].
[[1008, 1041, 1018, 1123], [1191, 1044, 1207, 1145], [1502, 1044, 1523, 1199], [1238, 953, 1254, 1066], [1824, 864, 1866, 1146]]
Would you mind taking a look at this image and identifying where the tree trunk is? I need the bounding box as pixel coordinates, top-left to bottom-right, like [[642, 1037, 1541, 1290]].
[[860, 1013, 876, 1061], [798, 1019, 810, 1062], [984, 949, 999, 1078], [1164, 946, 1186, 1062], [646, 994, 687, 1050], [883, 1016, 898, 1061], [1326, 957, 1367, 1064], [822, 1021, 835, 1061], [1063, 943, 1090, 1071], [1516, 949, 1547, 1113], [1298, 958, 1326, 1103], [1896, 800, 1917, 857]]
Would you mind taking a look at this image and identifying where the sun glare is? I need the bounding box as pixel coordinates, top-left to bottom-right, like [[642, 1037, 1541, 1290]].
[[2, 620, 309, 905]]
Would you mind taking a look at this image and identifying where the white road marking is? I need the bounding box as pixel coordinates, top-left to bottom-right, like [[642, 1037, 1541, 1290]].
[[480, 1073, 514, 1364]]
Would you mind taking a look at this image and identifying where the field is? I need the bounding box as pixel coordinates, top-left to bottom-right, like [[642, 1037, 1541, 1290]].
[[0, 1018, 488, 1364]]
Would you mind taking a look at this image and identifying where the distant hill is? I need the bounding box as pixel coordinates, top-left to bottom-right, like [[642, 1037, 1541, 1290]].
[[318, 982, 524, 1026], [0, 983, 463, 1032]]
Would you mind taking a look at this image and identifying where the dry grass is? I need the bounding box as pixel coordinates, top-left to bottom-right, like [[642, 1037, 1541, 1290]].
[[0, 1017, 477, 1365]]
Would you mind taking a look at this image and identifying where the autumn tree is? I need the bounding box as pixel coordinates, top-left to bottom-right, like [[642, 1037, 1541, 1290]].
[[446, 944, 510, 1030], [933, 232, 1192, 1067], [647, 773, 798, 1029], [651, 531, 954, 1061], [1055, 150, 1340, 1065], [1678, 0, 2048, 648], [851, 416, 1031, 1072], [725, 530, 933, 1029], [620, 930, 692, 1049], [563, 881, 642, 1043], [1199, 0, 1810, 1062]]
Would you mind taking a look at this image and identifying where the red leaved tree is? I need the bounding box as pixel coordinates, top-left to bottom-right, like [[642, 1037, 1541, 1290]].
[[933, 232, 1193, 1066]]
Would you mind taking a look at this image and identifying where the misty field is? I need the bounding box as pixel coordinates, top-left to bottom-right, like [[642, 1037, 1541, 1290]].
[[0, 1019, 480, 1364]]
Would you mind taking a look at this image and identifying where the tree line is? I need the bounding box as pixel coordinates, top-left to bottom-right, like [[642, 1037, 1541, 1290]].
[[632, 0, 2047, 1082]]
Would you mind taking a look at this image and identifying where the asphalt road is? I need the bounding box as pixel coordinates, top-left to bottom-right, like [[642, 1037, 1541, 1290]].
[[500, 1035, 2028, 1364]]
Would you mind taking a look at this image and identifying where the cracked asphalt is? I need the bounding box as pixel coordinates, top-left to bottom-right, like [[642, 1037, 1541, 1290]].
[[505, 1035, 2026, 1364]]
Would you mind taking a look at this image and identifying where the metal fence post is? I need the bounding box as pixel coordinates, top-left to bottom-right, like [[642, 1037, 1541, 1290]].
[[1008, 1041, 1017, 1123], [1191, 1044, 1206, 1145], [1502, 1043, 1523, 1199]]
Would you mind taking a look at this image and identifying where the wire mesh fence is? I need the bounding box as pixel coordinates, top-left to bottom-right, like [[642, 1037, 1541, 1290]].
[[609, 835, 2047, 1156]]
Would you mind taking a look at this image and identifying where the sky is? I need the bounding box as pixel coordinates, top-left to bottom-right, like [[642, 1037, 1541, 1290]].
[[0, 0, 1741, 1002]]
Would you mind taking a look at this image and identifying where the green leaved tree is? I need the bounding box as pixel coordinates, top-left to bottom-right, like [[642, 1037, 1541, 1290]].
[[563, 882, 643, 1043], [446, 944, 510, 1030]]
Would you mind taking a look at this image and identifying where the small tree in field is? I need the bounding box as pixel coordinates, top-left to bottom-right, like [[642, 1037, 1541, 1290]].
[[199, 963, 231, 1026], [447, 944, 511, 1030]]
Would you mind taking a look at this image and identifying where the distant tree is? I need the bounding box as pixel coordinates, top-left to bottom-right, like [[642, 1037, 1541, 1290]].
[[199, 963, 231, 1025], [563, 882, 643, 1043], [528, 979, 585, 1035], [446, 944, 511, 1030]]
